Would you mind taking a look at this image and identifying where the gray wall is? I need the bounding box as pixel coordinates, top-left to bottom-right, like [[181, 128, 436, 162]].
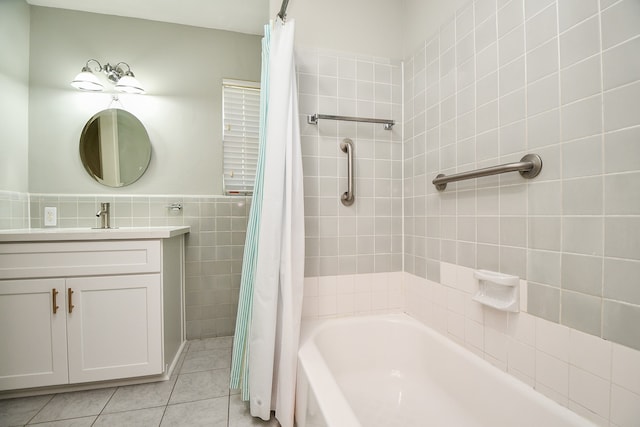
[[403, 0, 640, 350], [0, 0, 30, 194], [28, 6, 261, 195]]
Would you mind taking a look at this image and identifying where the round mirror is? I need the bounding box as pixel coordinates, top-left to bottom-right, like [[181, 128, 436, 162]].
[[79, 108, 152, 187]]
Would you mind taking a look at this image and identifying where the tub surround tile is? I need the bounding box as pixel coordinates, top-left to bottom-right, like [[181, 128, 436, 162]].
[[567, 401, 609, 427], [484, 328, 509, 364], [507, 312, 536, 346], [558, 0, 598, 33], [561, 291, 602, 336], [527, 250, 561, 287], [604, 81, 640, 132], [605, 172, 640, 215], [538, 350, 570, 398], [568, 365, 610, 419], [303, 272, 404, 320], [464, 318, 485, 351], [508, 338, 536, 380], [601, 0, 640, 49], [560, 254, 602, 296], [527, 283, 560, 322], [403, 266, 640, 427], [404, 0, 640, 361], [562, 177, 602, 215], [569, 329, 612, 381], [610, 385, 640, 427], [612, 343, 640, 396], [604, 301, 640, 351]]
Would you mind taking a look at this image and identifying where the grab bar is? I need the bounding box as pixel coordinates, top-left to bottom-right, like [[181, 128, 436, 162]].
[[340, 138, 355, 206], [433, 154, 543, 191], [308, 113, 395, 130]]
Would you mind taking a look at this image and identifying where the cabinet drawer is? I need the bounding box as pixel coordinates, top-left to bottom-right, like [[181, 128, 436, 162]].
[[0, 240, 161, 279]]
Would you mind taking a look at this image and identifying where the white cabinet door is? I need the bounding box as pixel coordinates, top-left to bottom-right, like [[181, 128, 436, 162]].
[[66, 274, 163, 383], [0, 279, 68, 390]]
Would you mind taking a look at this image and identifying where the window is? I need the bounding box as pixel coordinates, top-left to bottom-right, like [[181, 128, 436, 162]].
[[222, 79, 260, 195]]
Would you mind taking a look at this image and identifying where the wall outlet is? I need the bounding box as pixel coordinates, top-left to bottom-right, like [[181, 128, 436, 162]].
[[44, 207, 57, 227]]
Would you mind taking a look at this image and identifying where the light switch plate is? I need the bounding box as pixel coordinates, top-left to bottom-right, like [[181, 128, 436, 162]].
[[44, 207, 57, 227]]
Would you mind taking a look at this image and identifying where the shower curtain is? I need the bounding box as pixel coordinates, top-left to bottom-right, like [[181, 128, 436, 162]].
[[230, 17, 304, 427]]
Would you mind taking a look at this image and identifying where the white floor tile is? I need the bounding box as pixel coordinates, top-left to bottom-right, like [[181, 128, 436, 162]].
[[29, 388, 115, 424], [0, 395, 53, 427], [102, 378, 176, 414], [27, 416, 96, 426], [94, 407, 164, 427], [161, 397, 228, 427], [169, 369, 230, 405]]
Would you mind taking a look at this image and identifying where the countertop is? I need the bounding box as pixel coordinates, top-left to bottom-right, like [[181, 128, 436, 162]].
[[0, 226, 190, 242]]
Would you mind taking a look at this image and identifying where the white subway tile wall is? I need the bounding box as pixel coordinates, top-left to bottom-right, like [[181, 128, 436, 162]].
[[404, 264, 640, 426], [27, 194, 250, 340], [404, 0, 640, 352], [297, 49, 404, 277], [301, 271, 404, 318]]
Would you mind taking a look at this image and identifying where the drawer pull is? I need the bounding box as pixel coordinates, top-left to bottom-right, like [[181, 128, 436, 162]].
[[68, 288, 75, 313], [52, 288, 59, 314]]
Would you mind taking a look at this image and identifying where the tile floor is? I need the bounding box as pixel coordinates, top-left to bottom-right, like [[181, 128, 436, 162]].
[[0, 337, 280, 427]]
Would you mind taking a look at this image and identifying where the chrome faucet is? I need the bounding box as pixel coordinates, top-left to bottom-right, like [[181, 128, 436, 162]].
[[96, 202, 111, 229]]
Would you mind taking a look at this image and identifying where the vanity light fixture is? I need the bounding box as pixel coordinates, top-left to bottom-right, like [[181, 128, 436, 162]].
[[71, 59, 145, 94]]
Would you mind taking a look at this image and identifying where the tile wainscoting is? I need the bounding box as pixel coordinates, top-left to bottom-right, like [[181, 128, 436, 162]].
[[27, 193, 251, 340], [0, 191, 29, 230]]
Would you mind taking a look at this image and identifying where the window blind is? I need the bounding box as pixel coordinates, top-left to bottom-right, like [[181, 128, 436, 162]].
[[222, 79, 260, 195]]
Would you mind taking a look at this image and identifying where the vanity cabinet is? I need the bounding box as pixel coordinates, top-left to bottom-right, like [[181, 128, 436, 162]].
[[0, 278, 68, 390], [66, 274, 162, 383], [0, 228, 188, 393]]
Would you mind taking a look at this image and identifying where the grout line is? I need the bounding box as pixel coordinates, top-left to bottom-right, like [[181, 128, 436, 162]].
[[596, 0, 608, 352], [23, 394, 55, 426]]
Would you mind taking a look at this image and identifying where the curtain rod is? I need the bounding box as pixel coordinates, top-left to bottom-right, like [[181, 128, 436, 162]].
[[277, 0, 290, 20]]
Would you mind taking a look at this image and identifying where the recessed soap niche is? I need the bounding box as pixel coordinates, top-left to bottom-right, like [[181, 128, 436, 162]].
[[472, 270, 520, 312]]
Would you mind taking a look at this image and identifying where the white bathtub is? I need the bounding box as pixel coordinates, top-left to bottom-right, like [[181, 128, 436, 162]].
[[295, 314, 595, 427]]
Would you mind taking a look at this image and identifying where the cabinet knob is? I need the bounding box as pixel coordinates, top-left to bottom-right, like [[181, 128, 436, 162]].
[[52, 288, 59, 314], [68, 288, 75, 314]]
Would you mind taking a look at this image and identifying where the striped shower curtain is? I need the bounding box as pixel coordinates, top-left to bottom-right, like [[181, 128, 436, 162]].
[[229, 23, 270, 398], [229, 18, 304, 427]]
